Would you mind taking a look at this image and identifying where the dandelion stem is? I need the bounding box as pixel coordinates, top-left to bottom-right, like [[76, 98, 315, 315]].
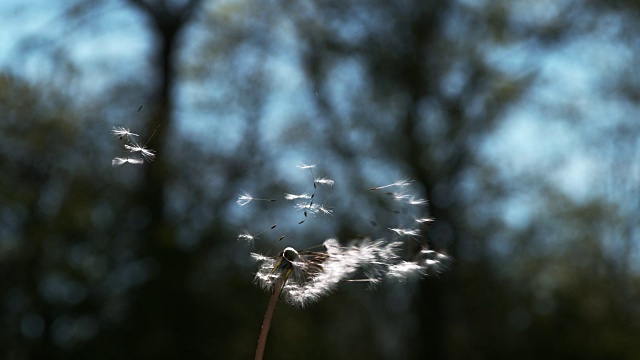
[[255, 276, 285, 360]]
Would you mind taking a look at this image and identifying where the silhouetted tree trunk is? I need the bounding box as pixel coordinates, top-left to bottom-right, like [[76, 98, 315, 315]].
[[124, 1, 201, 357]]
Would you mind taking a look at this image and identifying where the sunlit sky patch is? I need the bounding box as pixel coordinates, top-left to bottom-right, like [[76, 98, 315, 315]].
[[0, 0, 635, 226]]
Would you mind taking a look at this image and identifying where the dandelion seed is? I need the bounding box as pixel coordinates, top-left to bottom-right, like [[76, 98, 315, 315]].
[[297, 163, 317, 188], [314, 178, 335, 186], [407, 197, 427, 205], [111, 157, 144, 166], [237, 231, 256, 244], [387, 248, 449, 280], [389, 228, 421, 237], [386, 261, 424, 280], [369, 179, 413, 191], [317, 205, 333, 216], [385, 191, 405, 199], [236, 192, 276, 206], [124, 142, 156, 162], [415, 217, 435, 223], [293, 202, 309, 211], [385, 192, 427, 205], [238, 224, 277, 245], [111, 126, 139, 142], [284, 193, 311, 200], [293, 202, 333, 216], [264, 235, 286, 256]]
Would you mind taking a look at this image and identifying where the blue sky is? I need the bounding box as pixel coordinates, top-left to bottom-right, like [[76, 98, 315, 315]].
[[2, 0, 637, 238]]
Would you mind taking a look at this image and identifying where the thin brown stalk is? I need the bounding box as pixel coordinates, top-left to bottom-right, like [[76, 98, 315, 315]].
[[255, 276, 285, 360]]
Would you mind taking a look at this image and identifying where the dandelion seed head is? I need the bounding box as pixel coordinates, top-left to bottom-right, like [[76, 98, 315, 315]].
[[253, 237, 448, 307], [253, 246, 332, 307]]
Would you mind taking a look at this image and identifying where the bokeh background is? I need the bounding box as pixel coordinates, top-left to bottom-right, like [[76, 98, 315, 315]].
[[1, 0, 639, 359]]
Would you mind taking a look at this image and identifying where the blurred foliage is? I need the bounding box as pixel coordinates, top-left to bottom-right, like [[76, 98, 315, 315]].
[[1, 0, 639, 359]]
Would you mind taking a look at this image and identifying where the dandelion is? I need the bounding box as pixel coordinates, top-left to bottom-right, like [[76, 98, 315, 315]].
[[369, 179, 413, 191], [124, 142, 156, 162], [111, 126, 139, 142], [253, 245, 327, 360], [253, 238, 405, 307], [236, 192, 277, 206], [111, 157, 144, 166], [252, 238, 448, 358], [248, 169, 448, 360]]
